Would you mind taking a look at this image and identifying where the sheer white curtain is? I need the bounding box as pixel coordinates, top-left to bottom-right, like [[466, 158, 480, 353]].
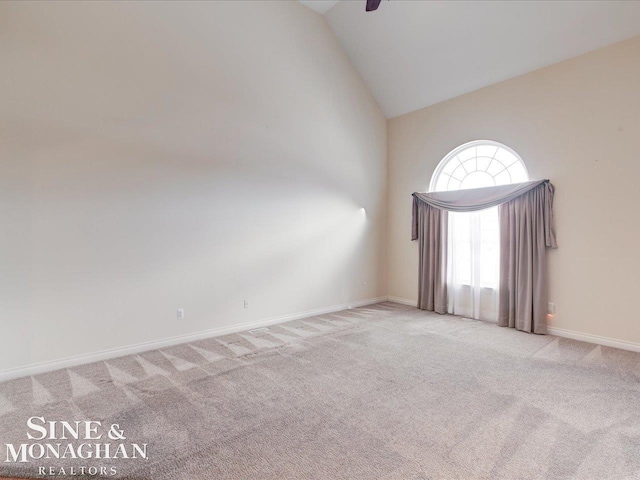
[[431, 141, 529, 322], [447, 208, 500, 321]]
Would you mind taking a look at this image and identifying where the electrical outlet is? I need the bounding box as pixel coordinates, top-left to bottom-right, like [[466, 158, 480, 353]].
[[547, 302, 555, 315], [244, 300, 249, 309], [363, 281, 367, 287], [177, 308, 185, 320]]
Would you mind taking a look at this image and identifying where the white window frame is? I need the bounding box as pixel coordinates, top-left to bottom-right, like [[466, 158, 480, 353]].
[[429, 139, 529, 193]]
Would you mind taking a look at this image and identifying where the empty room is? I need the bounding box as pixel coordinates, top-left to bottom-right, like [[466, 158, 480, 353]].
[[2, 0, 640, 478]]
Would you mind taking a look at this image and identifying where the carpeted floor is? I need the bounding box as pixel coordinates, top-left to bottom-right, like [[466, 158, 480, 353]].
[[2, 302, 640, 479]]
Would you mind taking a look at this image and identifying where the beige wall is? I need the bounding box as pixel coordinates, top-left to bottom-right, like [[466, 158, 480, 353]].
[[0, 1, 387, 374], [388, 36, 640, 345]]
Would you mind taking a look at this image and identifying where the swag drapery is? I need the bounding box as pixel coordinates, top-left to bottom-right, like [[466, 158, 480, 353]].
[[411, 180, 557, 334]]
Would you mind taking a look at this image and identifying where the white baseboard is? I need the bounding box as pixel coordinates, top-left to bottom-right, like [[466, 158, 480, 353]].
[[387, 295, 417, 307], [547, 326, 640, 353], [0, 296, 389, 383], [10, 296, 636, 382], [387, 297, 640, 354]]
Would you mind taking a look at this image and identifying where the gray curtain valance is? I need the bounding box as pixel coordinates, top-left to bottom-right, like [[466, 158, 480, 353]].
[[413, 179, 546, 212], [412, 180, 557, 248]]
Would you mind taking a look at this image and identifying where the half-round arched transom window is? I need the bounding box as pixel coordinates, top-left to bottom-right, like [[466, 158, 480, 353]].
[[430, 140, 529, 192]]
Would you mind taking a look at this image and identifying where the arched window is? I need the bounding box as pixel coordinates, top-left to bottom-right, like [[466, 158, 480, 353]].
[[431, 141, 529, 322], [430, 140, 529, 192]]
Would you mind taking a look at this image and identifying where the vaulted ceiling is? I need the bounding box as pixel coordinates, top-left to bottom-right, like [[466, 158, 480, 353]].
[[298, 1, 340, 14], [301, 1, 640, 118]]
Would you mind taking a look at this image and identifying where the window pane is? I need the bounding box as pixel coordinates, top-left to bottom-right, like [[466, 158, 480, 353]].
[[435, 174, 449, 192], [448, 178, 461, 190], [486, 159, 506, 176], [460, 171, 494, 190], [476, 156, 492, 171], [462, 158, 476, 174], [508, 162, 528, 183], [477, 145, 497, 158], [480, 243, 499, 287], [452, 213, 472, 285], [451, 164, 467, 181], [493, 147, 517, 165], [441, 157, 459, 176], [480, 208, 499, 288], [457, 147, 476, 162], [494, 169, 511, 185]]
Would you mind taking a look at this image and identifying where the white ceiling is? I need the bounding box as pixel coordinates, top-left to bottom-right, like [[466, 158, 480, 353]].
[[298, 1, 341, 15], [319, 1, 640, 118]]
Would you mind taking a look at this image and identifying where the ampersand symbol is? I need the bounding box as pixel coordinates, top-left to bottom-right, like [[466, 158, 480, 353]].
[[108, 424, 126, 440]]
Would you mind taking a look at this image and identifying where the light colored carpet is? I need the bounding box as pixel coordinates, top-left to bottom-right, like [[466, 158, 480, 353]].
[[2, 302, 640, 479]]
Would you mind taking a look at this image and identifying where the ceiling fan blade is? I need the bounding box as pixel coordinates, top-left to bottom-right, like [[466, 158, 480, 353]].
[[366, 0, 382, 12]]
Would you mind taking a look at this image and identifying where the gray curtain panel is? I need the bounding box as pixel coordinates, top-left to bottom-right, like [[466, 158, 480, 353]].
[[498, 181, 557, 333], [412, 198, 448, 313], [411, 180, 557, 333]]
